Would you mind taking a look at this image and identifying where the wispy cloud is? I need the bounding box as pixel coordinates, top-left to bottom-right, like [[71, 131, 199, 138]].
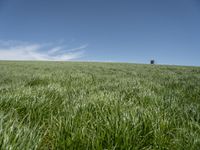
[[0, 40, 87, 61]]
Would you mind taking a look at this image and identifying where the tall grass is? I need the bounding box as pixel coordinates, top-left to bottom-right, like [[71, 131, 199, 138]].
[[0, 61, 200, 149]]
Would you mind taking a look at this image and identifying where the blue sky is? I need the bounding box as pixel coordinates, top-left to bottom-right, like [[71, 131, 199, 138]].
[[0, 0, 200, 66]]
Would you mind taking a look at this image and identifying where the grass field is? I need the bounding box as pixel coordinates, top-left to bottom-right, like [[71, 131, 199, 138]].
[[0, 61, 200, 150]]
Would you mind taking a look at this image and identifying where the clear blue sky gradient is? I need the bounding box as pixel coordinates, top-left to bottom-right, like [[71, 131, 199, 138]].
[[0, 0, 200, 66]]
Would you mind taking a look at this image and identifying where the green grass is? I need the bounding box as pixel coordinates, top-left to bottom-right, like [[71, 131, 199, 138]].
[[0, 61, 200, 150]]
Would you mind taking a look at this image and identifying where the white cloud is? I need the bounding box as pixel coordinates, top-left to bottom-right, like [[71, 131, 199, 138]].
[[0, 40, 87, 61], [66, 44, 88, 52], [48, 47, 63, 55]]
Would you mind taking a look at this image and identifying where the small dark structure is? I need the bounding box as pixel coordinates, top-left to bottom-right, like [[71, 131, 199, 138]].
[[150, 60, 155, 65]]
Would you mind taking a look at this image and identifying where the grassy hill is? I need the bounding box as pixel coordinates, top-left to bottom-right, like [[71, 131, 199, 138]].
[[0, 61, 200, 149]]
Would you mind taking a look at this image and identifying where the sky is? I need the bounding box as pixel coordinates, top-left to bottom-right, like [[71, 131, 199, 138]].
[[0, 0, 200, 66]]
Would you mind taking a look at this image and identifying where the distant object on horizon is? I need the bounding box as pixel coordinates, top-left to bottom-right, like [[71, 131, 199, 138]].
[[150, 60, 155, 65]]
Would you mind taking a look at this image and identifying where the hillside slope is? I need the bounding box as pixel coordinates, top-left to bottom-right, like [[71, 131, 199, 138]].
[[0, 61, 200, 149]]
